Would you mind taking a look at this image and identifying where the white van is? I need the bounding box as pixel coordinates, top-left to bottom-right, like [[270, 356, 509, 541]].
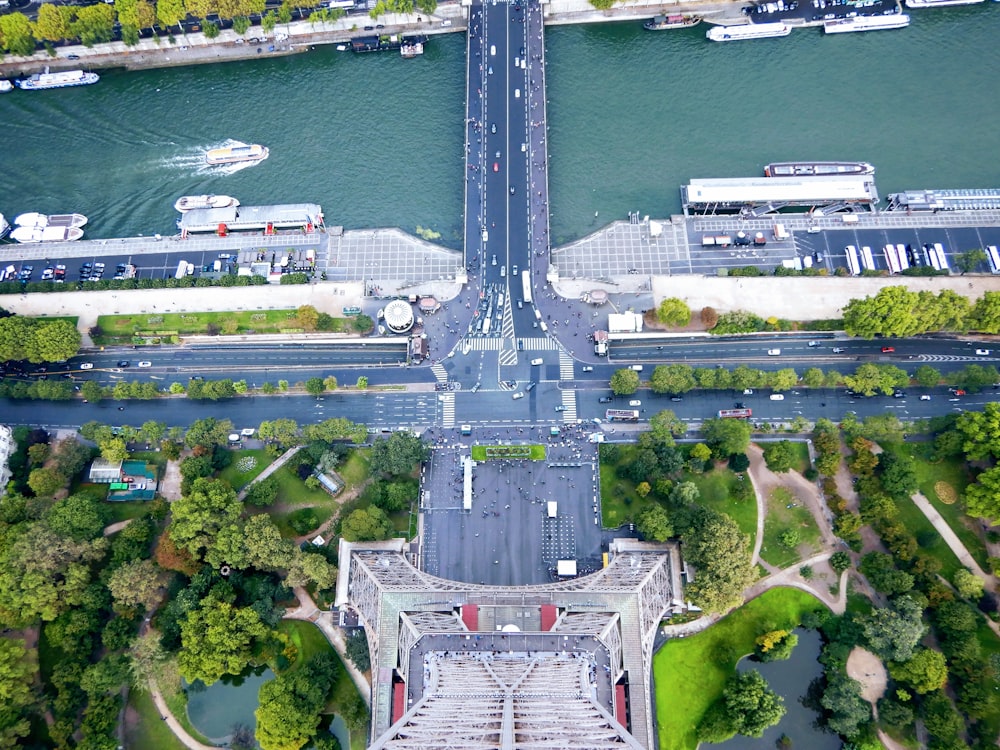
[[769, 394, 785, 401], [767, 349, 781, 356], [539, 321, 548, 332], [514, 89, 520, 98], [630, 364, 643, 371], [530, 358, 543, 366], [629, 400, 641, 407], [490, 44, 496, 55]]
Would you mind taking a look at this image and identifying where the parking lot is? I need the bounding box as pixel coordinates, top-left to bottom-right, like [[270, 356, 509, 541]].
[[420, 427, 603, 586]]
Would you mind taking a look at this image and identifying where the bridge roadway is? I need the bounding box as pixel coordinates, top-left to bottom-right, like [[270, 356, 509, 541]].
[[465, 0, 551, 362]]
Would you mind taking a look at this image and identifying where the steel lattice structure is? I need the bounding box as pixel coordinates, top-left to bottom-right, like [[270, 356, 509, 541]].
[[335, 538, 685, 749]]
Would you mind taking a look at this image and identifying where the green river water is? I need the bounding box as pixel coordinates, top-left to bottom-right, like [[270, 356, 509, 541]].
[[0, 5, 998, 248]]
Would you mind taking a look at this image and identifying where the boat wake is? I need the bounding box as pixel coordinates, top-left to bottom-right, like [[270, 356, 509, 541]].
[[161, 139, 269, 175]]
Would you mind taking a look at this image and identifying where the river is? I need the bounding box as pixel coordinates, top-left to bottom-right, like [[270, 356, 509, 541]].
[[1, 5, 998, 247]]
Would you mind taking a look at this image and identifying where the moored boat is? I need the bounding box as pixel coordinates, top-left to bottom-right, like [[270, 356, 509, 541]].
[[10, 225, 84, 243], [764, 161, 875, 177], [0, 214, 9, 239], [0, 80, 12, 94], [400, 41, 424, 57], [15, 69, 99, 91], [905, 0, 983, 7], [205, 143, 269, 166], [174, 195, 240, 213], [643, 14, 702, 29], [15, 211, 88, 229], [706, 22, 791, 41], [824, 13, 910, 32]]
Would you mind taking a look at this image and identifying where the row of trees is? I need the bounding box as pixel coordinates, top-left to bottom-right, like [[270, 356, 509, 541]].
[[0, 315, 80, 363], [608, 361, 998, 398], [843, 287, 1000, 338]]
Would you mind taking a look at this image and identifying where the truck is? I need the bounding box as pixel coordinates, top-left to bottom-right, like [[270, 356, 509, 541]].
[[718, 408, 752, 419], [175, 260, 189, 279], [773, 223, 790, 241], [594, 330, 609, 356], [605, 409, 640, 422]]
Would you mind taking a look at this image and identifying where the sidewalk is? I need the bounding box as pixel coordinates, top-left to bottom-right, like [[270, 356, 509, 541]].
[[236, 446, 301, 502]]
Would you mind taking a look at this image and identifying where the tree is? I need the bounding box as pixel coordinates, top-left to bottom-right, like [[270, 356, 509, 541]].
[[820, 673, 871, 739], [698, 670, 785, 742], [178, 597, 271, 685], [844, 363, 906, 397], [323, 375, 338, 391], [81, 379, 105, 404], [244, 475, 279, 507], [100, 436, 129, 464], [842, 286, 922, 339], [802, 367, 825, 388], [107, 558, 165, 611], [255, 656, 338, 750], [688, 442, 712, 472], [877, 451, 917, 500], [355, 376, 368, 389], [963, 465, 1000, 522], [287, 550, 337, 590], [609, 368, 640, 396], [830, 551, 852, 574], [71, 2, 116, 45], [768, 368, 799, 393], [296, 305, 320, 331], [859, 596, 926, 662], [305, 377, 325, 396], [702, 417, 752, 459], [952, 568, 984, 601], [51, 436, 93, 478], [369, 431, 428, 478], [184, 417, 234, 449], [340, 506, 394, 543], [889, 648, 947, 694], [972, 291, 1000, 333], [754, 629, 798, 662], [650, 364, 695, 395], [921, 692, 964, 746], [859, 553, 914, 596], [35, 3, 72, 41], [655, 298, 691, 327], [0, 639, 34, 746], [956, 402, 1000, 460], [915, 364, 942, 388], [243, 514, 295, 571], [647, 409, 685, 446], [45, 492, 108, 542], [762, 441, 796, 473], [28, 466, 66, 497], [636, 504, 672, 542], [345, 629, 371, 672], [955, 248, 987, 274], [168, 478, 243, 561], [680, 507, 754, 613], [258, 418, 301, 449]]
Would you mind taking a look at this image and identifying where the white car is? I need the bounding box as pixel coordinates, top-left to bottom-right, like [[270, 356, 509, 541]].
[[137, 361, 152, 368], [769, 394, 785, 401], [976, 349, 991, 356], [582, 366, 594, 372], [80, 363, 93, 370], [920, 395, 932, 401], [511, 391, 524, 400], [629, 400, 641, 406], [767, 349, 781, 356]]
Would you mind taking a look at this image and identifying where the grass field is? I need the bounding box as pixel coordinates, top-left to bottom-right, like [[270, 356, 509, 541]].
[[883, 442, 987, 570], [471, 444, 546, 461], [94, 308, 359, 344], [124, 689, 189, 750], [760, 486, 822, 568], [599, 445, 654, 528], [105, 500, 154, 525], [787, 440, 813, 475], [218, 449, 273, 491], [337, 449, 371, 490], [653, 588, 825, 750], [688, 468, 755, 543], [272, 463, 334, 507], [277, 620, 335, 671]]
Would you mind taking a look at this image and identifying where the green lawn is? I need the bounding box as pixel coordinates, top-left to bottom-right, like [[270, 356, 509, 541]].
[[883, 443, 987, 570], [787, 441, 813, 474], [94, 308, 359, 345], [891, 489, 964, 578], [653, 588, 825, 750], [599, 446, 655, 528], [337, 449, 371, 490], [125, 688, 189, 750], [218, 449, 274, 491], [470, 444, 546, 461], [760, 487, 822, 568], [104, 500, 154, 525], [273, 463, 335, 507], [278, 620, 335, 672], [273, 505, 335, 538], [688, 468, 756, 543], [162, 689, 213, 747]]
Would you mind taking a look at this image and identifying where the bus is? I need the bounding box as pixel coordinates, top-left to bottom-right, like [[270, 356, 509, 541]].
[[925, 244, 942, 271], [342, 306, 361, 317], [174, 260, 189, 279], [883, 244, 902, 274], [860, 245, 876, 272], [934, 243, 950, 272], [605, 409, 640, 422], [718, 408, 752, 419], [522, 269, 532, 304], [987, 246, 1000, 274], [895, 244, 910, 271], [845, 245, 861, 276]]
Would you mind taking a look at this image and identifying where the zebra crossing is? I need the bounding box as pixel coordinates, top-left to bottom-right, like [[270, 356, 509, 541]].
[[917, 354, 998, 363], [560, 389, 578, 423], [464, 337, 560, 351], [559, 351, 576, 380], [431, 362, 448, 382], [439, 393, 455, 428]]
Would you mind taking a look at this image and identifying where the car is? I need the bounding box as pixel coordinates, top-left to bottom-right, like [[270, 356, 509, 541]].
[[510, 186, 515, 195], [491, 255, 497, 266], [94, 262, 105, 271], [491, 123, 497, 134], [488, 65, 493, 75], [893, 391, 907, 398], [137, 361, 152, 368], [807, 340, 819, 347], [530, 358, 544, 366], [512, 391, 524, 400], [832, 347, 844, 353], [519, 46, 525, 56], [582, 366, 594, 372], [951, 388, 966, 396], [517, 300, 523, 309], [920, 395, 932, 401], [735, 402, 745, 409], [525, 381, 536, 392], [80, 363, 93, 370], [67, 54, 80, 60], [554, 405, 566, 412], [493, 162, 499, 172], [769, 394, 785, 401], [881, 346, 895, 353], [976, 349, 991, 356], [598, 396, 613, 404], [630, 364, 643, 371], [512, 265, 518, 276], [500, 266, 506, 277], [670, 396, 683, 402], [117, 360, 130, 368], [364, 25, 374, 29], [41, 268, 54, 280], [807, 226, 822, 234], [767, 349, 781, 356], [628, 400, 641, 406]]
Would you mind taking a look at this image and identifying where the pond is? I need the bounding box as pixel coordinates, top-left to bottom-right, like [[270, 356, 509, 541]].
[[186, 666, 275, 745], [710, 628, 840, 750], [185, 667, 351, 748]]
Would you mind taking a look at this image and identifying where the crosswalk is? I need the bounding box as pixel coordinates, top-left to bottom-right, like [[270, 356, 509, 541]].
[[431, 362, 448, 382], [559, 351, 575, 380], [439, 393, 455, 428], [464, 337, 561, 351], [560, 389, 578, 422]]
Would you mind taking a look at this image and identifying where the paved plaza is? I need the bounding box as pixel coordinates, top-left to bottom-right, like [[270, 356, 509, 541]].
[[324, 228, 465, 291]]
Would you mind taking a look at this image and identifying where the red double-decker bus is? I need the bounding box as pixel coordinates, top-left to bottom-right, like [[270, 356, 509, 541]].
[[718, 408, 752, 419]]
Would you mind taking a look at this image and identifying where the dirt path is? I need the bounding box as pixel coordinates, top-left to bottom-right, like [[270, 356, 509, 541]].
[[102, 519, 133, 536], [159, 458, 183, 502], [909, 492, 997, 593], [236, 446, 302, 502], [147, 682, 216, 750]]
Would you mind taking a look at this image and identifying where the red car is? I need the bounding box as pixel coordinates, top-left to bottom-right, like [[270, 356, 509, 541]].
[[881, 346, 895, 353], [493, 162, 499, 172], [952, 389, 967, 396]]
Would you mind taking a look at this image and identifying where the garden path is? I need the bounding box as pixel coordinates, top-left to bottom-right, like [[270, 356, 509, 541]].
[[147, 682, 215, 750], [909, 492, 997, 593], [236, 445, 302, 502]]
